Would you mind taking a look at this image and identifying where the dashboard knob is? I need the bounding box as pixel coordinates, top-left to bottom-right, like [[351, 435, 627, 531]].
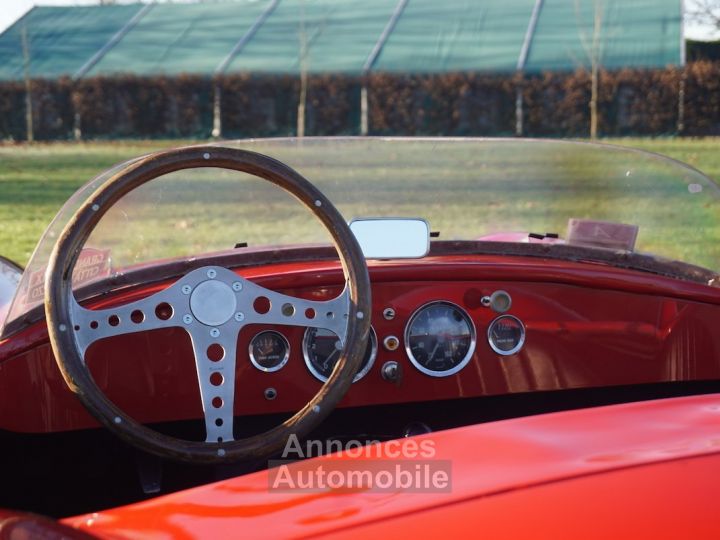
[[381, 361, 402, 384], [490, 290, 512, 313]]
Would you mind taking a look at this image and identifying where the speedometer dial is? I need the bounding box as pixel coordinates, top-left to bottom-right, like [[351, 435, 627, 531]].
[[405, 301, 476, 377], [303, 327, 377, 383]]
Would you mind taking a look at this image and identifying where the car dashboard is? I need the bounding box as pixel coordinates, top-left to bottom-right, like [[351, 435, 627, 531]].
[[2, 252, 720, 436]]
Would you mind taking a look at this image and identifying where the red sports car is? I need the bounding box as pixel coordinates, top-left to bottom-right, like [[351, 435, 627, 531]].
[[0, 138, 719, 538]]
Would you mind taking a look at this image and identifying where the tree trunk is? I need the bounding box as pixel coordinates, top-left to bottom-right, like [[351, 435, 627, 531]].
[[21, 24, 33, 143], [212, 82, 222, 139], [589, 0, 602, 140], [590, 62, 598, 140]]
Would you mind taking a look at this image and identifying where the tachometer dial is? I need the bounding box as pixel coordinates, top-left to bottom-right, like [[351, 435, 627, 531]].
[[303, 327, 377, 383], [487, 315, 525, 355], [405, 301, 476, 377], [249, 331, 290, 372]]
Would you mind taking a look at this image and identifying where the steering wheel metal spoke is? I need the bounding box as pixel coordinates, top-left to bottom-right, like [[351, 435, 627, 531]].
[[70, 266, 350, 357], [70, 288, 184, 359], [186, 324, 238, 444]]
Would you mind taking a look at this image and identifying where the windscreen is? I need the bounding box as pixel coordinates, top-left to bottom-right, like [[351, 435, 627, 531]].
[[4, 138, 720, 333]]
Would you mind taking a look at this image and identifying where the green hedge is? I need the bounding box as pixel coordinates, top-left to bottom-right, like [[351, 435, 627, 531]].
[[367, 73, 517, 136], [1, 63, 719, 140]]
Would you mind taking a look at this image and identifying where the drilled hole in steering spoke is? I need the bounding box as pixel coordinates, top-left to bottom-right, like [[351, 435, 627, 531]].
[[305, 308, 316, 319], [253, 296, 271, 315], [207, 344, 225, 362], [155, 302, 173, 321], [108, 315, 120, 327], [209, 372, 224, 386], [131, 310, 145, 324], [215, 418, 224, 427], [212, 397, 223, 409], [281, 303, 295, 317], [90, 321, 99, 329]]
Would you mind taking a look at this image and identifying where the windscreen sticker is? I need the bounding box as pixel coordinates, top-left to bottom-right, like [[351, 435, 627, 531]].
[[22, 248, 112, 307]]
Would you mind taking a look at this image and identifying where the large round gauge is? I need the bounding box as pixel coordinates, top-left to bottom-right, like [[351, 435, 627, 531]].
[[249, 331, 290, 372], [405, 301, 476, 377], [487, 315, 525, 356], [303, 327, 377, 383]]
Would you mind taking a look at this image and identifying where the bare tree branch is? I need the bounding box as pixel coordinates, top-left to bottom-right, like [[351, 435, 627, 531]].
[[686, 0, 720, 30]]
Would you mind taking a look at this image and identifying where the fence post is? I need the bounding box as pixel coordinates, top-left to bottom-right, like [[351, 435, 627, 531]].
[[297, 72, 307, 138], [515, 0, 543, 137], [21, 24, 33, 143], [212, 81, 222, 138], [360, 81, 369, 135], [73, 112, 82, 141], [677, 67, 686, 135], [360, 0, 409, 136], [515, 84, 524, 136]]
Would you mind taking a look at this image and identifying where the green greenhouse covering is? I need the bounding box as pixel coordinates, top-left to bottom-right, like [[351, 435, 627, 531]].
[[525, 0, 683, 72], [0, 0, 683, 81], [227, 0, 398, 73], [373, 0, 537, 72], [87, 1, 271, 77], [0, 4, 143, 80]]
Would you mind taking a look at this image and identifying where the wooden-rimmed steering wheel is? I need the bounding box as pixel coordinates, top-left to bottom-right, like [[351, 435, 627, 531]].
[[44, 146, 371, 463]]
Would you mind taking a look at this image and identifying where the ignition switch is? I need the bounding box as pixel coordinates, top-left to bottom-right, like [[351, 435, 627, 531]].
[[381, 361, 402, 385]]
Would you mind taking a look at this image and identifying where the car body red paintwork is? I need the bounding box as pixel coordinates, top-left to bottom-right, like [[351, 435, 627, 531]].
[[2, 256, 720, 434], [62, 393, 720, 538]]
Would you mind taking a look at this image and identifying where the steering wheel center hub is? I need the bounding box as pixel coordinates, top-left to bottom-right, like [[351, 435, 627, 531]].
[[190, 279, 237, 326]]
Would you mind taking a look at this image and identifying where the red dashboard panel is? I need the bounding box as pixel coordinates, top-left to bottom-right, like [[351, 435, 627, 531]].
[[1, 255, 720, 433]]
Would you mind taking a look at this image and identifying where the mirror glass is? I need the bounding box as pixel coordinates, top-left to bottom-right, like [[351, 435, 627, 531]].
[[350, 218, 430, 259]]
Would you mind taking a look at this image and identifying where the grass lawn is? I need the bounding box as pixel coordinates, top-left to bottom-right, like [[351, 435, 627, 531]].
[[611, 138, 720, 183], [0, 141, 190, 267], [0, 137, 719, 271]]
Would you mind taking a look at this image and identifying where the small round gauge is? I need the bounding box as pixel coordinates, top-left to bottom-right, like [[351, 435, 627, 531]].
[[405, 301, 476, 377], [303, 327, 377, 383], [487, 315, 525, 356], [249, 331, 290, 372]]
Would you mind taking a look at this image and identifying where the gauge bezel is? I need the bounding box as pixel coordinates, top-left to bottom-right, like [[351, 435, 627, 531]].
[[404, 300, 477, 377], [303, 326, 378, 383], [487, 314, 526, 356], [249, 330, 291, 373]]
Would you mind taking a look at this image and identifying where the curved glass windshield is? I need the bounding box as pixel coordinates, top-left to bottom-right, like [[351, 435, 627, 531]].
[[4, 138, 720, 334]]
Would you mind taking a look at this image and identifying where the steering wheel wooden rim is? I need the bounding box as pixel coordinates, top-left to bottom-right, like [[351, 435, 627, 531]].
[[44, 145, 372, 463]]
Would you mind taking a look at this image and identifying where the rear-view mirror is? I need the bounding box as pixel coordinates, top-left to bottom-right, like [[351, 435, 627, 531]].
[[349, 218, 430, 259]]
